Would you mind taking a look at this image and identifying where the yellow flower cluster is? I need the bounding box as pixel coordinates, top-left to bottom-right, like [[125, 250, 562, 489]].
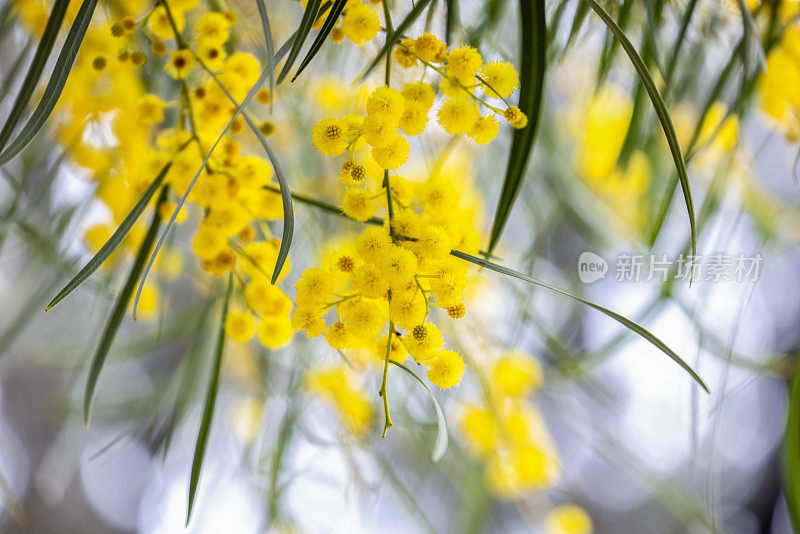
[[393, 32, 527, 140], [459, 351, 561, 496], [291, 161, 482, 389], [18, 1, 294, 345]]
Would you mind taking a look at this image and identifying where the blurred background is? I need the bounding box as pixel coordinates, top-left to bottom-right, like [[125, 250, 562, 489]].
[[1, 0, 800, 532]]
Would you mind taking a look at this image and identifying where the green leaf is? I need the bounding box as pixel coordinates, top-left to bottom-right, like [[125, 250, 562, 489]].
[[277, 0, 322, 84], [0, 0, 69, 152], [291, 0, 347, 82], [187, 274, 233, 525], [486, 0, 546, 256], [0, 40, 34, 101], [583, 0, 697, 260], [596, 0, 633, 88], [254, 0, 276, 106], [135, 39, 296, 315], [356, 0, 434, 83], [735, 0, 766, 71], [83, 186, 169, 426], [784, 357, 800, 530], [444, 0, 459, 45], [46, 160, 172, 311], [389, 359, 448, 462], [450, 250, 710, 393], [663, 0, 700, 95], [0, 0, 98, 166], [563, 0, 590, 55]]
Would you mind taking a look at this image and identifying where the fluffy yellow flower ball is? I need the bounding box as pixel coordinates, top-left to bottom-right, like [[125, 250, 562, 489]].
[[427, 349, 465, 388], [370, 134, 410, 170], [257, 317, 294, 348], [165, 49, 196, 79], [468, 115, 500, 145], [480, 61, 519, 98], [366, 86, 406, 125], [438, 98, 480, 135], [414, 32, 447, 63], [446, 45, 483, 84], [342, 188, 379, 221], [312, 118, 349, 156], [225, 311, 255, 343], [342, 2, 381, 45]]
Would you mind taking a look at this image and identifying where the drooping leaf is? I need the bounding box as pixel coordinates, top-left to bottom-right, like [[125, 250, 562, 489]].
[[356, 0, 434, 82], [583, 0, 697, 260], [451, 250, 710, 393], [83, 186, 169, 426], [186, 274, 232, 525], [563, 0, 590, 56], [486, 0, 546, 256], [277, 0, 322, 83], [596, 0, 633, 88], [0, 0, 70, 151], [46, 161, 172, 311], [389, 359, 448, 462], [735, 0, 766, 71], [254, 0, 276, 106], [291, 0, 348, 82], [0, 0, 98, 166], [783, 357, 800, 530], [445, 0, 460, 45], [663, 0, 700, 95]]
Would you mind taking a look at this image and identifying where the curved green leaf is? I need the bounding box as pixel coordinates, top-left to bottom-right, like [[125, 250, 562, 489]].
[[46, 160, 172, 310], [254, 0, 276, 106], [583, 0, 697, 260], [486, 0, 546, 256], [291, 0, 347, 82], [83, 186, 169, 426], [0, 0, 98, 166], [187, 274, 232, 525], [277, 0, 322, 84], [0, 0, 69, 152], [389, 359, 448, 462], [451, 249, 710, 393], [784, 356, 800, 530]]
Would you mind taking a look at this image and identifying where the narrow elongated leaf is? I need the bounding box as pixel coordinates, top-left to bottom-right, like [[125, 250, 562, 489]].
[[389, 359, 448, 462], [277, 0, 322, 84], [187, 274, 232, 525], [451, 250, 710, 393], [254, 0, 276, 106], [663, 0, 699, 94], [135, 39, 296, 316], [0, 0, 98, 166], [83, 186, 169, 426], [444, 0, 459, 45], [291, 0, 347, 82], [46, 161, 172, 310], [486, 0, 546, 256], [784, 357, 800, 530], [0, 40, 34, 100], [356, 0, 434, 82], [596, 0, 633, 87], [583, 0, 697, 260], [0, 0, 69, 152], [563, 0, 590, 55], [736, 0, 766, 71]]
